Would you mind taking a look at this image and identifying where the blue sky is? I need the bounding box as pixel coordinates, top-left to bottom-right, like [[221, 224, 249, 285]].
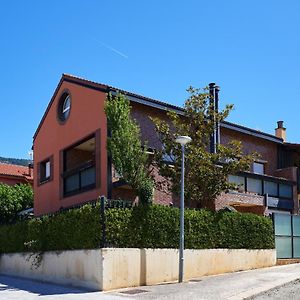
[[1, 0, 300, 158]]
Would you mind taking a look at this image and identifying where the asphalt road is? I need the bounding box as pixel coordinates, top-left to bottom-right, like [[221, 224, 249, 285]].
[[250, 279, 300, 300]]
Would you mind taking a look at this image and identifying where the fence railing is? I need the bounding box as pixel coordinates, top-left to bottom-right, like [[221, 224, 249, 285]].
[[99, 196, 133, 247]]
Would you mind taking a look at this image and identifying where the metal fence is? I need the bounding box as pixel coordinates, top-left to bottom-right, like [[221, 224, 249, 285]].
[[99, 196, 133, 248], [273, 213, 300, 259]]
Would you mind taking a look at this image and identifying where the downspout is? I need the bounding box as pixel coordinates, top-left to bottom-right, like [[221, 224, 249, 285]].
[[106, 88, 112, 199]]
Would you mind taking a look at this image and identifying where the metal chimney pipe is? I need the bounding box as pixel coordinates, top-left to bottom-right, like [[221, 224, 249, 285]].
[[209, 83, 216, 154], [215, 85, 220, 146], [277, 121, 284, 129]]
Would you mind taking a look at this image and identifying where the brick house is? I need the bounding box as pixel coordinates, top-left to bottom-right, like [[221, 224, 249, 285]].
[[0, 163, 33, 186], [33, 74, 299, 216]]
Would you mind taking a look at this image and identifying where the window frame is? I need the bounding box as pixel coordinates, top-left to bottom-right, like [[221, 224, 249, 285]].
[[228, 172, 294, 200], [57, 90, 72, 123], [61, 132, 100, 198], [38, 156, 53, 185], [253, 161, 265, 175], [62, 95, 71, 119]]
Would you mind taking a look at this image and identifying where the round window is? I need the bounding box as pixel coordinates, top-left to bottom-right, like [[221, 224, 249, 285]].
[[58, 93, 71, 122]]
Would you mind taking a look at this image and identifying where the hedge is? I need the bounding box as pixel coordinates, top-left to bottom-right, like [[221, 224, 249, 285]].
[[0, 204, 275, 253]]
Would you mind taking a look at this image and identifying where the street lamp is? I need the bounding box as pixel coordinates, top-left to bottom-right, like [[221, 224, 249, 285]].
[[175, 135, 192, 283]]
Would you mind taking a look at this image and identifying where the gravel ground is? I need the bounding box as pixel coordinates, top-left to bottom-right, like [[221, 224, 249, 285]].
[[250, 279, 300, 300]]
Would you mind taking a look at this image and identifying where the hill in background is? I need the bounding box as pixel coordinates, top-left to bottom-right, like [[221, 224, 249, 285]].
[[0, 156, 31, 166]]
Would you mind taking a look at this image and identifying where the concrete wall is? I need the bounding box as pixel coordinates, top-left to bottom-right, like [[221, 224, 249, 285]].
[[0, 248, 276, 291], [0, 250, 103, 291]]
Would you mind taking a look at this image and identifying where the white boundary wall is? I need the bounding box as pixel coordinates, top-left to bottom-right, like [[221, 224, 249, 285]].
[[0, 248, 276, 291]]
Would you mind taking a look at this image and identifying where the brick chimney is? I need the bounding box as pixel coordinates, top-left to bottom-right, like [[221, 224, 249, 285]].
[[275, 121, 286, 142]]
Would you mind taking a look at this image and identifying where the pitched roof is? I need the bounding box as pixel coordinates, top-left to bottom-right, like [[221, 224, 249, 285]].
[[33, 74, 283, 144], [0, 163, 33, 181]]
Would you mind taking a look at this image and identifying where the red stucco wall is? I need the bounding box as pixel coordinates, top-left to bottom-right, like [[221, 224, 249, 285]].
[[34, 82, 107, 216]]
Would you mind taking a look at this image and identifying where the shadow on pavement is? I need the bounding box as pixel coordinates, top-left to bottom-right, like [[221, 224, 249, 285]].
[[0, 275, 93, 296]]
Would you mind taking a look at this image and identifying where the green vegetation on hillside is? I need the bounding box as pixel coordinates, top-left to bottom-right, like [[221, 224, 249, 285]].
[[0, 156, 31, 166]]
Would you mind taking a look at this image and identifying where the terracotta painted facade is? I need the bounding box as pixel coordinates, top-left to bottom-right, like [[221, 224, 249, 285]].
[[34, 79, 107, 216], [33, 74, 300, 216]]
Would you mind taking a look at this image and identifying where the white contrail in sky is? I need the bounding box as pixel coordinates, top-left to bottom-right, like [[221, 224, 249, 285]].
[[93, 37, 128, 59]]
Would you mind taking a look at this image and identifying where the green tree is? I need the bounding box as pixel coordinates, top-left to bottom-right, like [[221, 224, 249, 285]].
[[0, 183, 33, 224], [151, 86, 257, 207], [105, 93, 154, 204]]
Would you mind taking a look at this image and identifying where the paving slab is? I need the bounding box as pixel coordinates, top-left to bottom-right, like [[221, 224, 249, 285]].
[[0, 275, 122, 300], [108, 263, 300, 300]]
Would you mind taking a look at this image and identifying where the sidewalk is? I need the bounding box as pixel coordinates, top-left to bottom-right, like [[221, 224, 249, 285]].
[[1, 264, 300, 299], [106, 263, 300, 300]]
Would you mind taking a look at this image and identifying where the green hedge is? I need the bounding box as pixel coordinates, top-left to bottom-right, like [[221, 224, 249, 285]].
[[0, 204, 274, 253]]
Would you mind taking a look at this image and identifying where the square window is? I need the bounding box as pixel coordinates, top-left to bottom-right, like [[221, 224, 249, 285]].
[[247, 177, 262, 194], [40, 158, 52, 183], [253, 162, 265, 175], [279, 184, 293, 199], [264, 181, 278, 197], [228, 175, 245, 192]]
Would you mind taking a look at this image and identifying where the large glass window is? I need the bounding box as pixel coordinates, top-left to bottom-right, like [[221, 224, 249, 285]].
[[279, 184, 293, 199], [247, 177, 262, 194], [228, 175, 245, 191], [63, 136, 96, 197], [264, 180, 278, 197], [227, 173, 294, 201]]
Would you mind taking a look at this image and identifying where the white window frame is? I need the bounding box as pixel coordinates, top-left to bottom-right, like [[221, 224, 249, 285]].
[[62, 95, 71, 115], [253, 161, 265, 175], [45, 161, 51, 179]]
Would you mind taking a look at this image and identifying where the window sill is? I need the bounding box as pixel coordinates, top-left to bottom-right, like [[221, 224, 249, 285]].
[[39, 178, 52, 185]]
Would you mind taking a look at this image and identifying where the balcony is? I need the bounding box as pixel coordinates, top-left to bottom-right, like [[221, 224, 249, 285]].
[[63, 160, 96, 197], [228, 171, 295, 211]]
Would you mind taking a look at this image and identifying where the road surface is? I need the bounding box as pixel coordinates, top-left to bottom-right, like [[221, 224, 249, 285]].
[[251, 279, 300, 299]]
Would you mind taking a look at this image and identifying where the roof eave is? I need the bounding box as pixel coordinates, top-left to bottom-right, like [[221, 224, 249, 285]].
[[32, 74, 283, 145], [221, 122, 283, 144]]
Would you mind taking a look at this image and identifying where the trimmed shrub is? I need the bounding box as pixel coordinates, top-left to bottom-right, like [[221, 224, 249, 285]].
[[0, 204, 274, 253]]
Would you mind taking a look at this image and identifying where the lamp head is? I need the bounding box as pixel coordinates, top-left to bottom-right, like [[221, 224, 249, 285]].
[[175, 136, 192, 146]]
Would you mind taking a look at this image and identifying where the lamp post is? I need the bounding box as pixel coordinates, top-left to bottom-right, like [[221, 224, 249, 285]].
[[175, 135, 192, 283]]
